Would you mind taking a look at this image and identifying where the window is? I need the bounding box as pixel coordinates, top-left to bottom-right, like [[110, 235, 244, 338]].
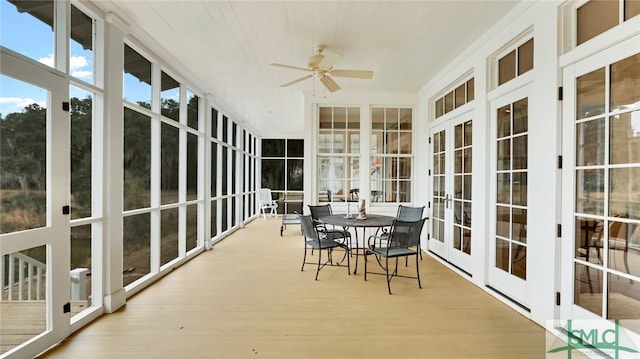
[[434, 78, 475, 119], [262, 139, 304, 214], [317, 106, 360, 203], [498, 39, 534, 86], [371, 107, 413, 203]]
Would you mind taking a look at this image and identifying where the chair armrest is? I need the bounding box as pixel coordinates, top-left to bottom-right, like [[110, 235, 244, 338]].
[[367, 234, 388, 249]]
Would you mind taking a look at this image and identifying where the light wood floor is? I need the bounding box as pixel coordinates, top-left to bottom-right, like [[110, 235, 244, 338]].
[[40, 218, 545, 358]]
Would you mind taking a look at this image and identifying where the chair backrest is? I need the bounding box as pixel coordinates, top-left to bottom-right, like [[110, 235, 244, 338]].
[[396, 205, 425, 221], [299, 215, 319, 241], [308, 204, 333, 221], [388, 218, 426, 248], [259, 188, 274, 204]]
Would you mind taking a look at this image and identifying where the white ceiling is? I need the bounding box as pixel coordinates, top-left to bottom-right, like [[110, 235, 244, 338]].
[[94, 0, 521, 137]]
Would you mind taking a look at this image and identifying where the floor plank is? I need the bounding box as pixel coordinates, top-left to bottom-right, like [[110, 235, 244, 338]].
[[40, 218, 545, 358]]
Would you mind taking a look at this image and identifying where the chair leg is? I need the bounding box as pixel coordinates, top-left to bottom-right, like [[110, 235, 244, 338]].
[[386, 256, 392, 295], [301, 245, 307, 271], [315, 247, 322, 280], [364, 250, 368, 281], [416, 254, 422, 289]]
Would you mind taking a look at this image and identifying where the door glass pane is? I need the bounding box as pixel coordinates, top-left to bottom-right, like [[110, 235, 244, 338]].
[[496, 239, 510, 272], [1, 246, 48, 354], [610, 53, 640, 112], [187, 90, 198, 129], [576, 169, 605, 215], [577, 0, 619, 45], [609, 167, 640, 220], [575, 217, 603, 263], [577, 68, 605, 119], [575, 263, 603, 315], [497, 105, 511, 137], [70, 225, 92, 317], [608, 274, 640, 319], [576, 118, 605, 166], [0, 76, 47, 234], [0, 0, 54, 68], [610, 112, 640, 165], [626, 0, 640, 20], [70, 5, 94, 84], [123, 213, 150, 287]]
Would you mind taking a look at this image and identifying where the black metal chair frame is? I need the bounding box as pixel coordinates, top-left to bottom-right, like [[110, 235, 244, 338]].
[[308, 204, 352, 261], [364, 218, 426, 294], [299, 215, 351, 280], [374, 205, 425, 265]]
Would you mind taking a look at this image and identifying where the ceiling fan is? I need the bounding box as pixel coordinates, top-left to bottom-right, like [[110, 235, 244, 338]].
[[270, 44, 374, 92]]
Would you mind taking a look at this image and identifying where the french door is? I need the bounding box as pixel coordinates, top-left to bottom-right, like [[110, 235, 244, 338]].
[[487, 85, 529, 306], [429, 113, 473, 274], [561, 35, 640, 324], [0, 51, 71, 358]]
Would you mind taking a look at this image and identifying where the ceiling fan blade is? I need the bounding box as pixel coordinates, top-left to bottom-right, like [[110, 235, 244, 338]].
[[329, 69, 374, 79], [319, 75, 341, 92], [317, 49, 343, 70], [280, 74, 313, 87], [270, 63, 312, 72]]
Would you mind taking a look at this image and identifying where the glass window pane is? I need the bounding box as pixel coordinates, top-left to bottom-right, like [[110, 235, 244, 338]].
[[124, 108, 151, 210], [511, 244, 526, 279], [287, 159, 303, 191], [123, 213, 150, 287], [463, 174, 472, 201], [626, 0, 640, 20], [372, 108, 384, 130], [262, 159, 285, 190], [187, 90, 198, 129], [221, 147, 228, 195], [211, 108, 218, 139], [575, 263, 603, 316], [576, 169, 605, 215], [211, 142, 217, 197], [71, 225, 92, 317], [497, 174, 511, 204], [187, 133, 198, 201], [161, 123, 179, 205], [435, 98, 444, 118], [497, 104, 511, 138], [287, 139, 304, 157], [467, 78, 475, 102], [0, 0, 54, 68], [513, 98, 528, 134], [496, 238, 510, 272], [347, 107, 360, 129], [385, 108, 398, 130], [576, 118, 605, 166], [348, 132, 360, 154], [161, 71, 180, 122], [319, 107, 333, 129], [186, 204, 198, 252], [496, 205, 510, 238], [0, 76, 47, 233], [399, 108, 412, 130], [70, 87, 93, 219], [463, 148, 472, 173], [222, 116, 228, 143], [512, 172, 527, 206], [610, 112, 640, 165], [497, 139, 511, 171], [512, 208, 527, 243], [455, 149, 463, 174], [210, 200, 217, 236], [262, 139, 285, 157], [444, 91, 454, 113], [498, 50, 516, 85], [517, 39, 534, 76], [334, 107, 347, 129], [399, 132, 413, 155], [512, 135, 528, 170], [124, 45, 151, 109], [161, 208, 178, 267], [464, 120, 473, 146], [454, 83, 466, 108], [575, 217, 602, 263], [1, 246, 48, 352], [609, 167, 640, 220], [577, 68, 605, 119], [610, 53, 640, 112], [577, 0, 619, 45], [70, 5, 94, 84], [608, 274, 640, 319]]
